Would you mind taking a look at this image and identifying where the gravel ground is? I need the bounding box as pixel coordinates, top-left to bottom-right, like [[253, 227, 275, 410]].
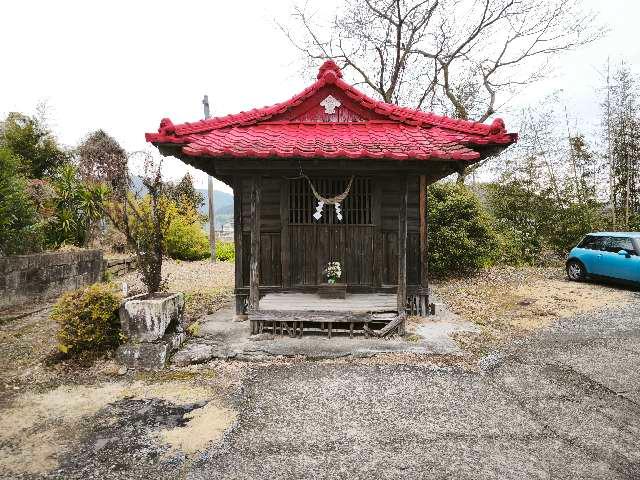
[[185, 298, 640, 480]]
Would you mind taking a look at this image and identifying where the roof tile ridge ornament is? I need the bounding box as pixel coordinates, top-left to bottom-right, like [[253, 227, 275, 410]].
[[317, 60, 343, 81], [158, 118, 176, 135], [332, 76, 493, 135], [488, 118, 507, 135]]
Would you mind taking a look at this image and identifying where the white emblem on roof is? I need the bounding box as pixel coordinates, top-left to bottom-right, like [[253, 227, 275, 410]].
[[320, 95, 341, 114]]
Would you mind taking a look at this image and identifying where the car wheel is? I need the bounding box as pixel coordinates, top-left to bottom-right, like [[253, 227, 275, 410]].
[[566, 260, 587, 281]]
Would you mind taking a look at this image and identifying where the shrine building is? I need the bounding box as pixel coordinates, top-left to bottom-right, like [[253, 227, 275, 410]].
[[146, 60, 516, 337]]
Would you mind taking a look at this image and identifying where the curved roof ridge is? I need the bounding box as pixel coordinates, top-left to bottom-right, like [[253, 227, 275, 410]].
[[147, 60, 513, 142]]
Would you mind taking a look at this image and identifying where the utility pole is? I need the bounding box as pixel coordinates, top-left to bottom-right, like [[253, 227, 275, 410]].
[[203, 94, 216, 263], [606, 59, 616, 229]]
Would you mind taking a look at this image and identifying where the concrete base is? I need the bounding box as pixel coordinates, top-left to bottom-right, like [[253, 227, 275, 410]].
[[116, 332, 186, 370], [170, 301, 480, 366]]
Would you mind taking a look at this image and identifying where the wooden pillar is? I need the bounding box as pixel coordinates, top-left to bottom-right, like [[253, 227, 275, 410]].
[[397, 175, 408, 324], [249, 175, 262, 311], [280, 178, 291, 288], [418, 174, 429, 316], [233, 176, 245, 316]]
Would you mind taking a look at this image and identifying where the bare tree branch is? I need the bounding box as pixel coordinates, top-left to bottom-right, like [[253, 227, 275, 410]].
[[282, 0, 605, 181]]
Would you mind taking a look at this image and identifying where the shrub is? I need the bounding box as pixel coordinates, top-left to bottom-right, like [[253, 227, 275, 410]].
[[51, 283, 122, 354], [165, 216, 211, 261], [492, 224, 534, 266], [547, 201, 605, 256], [216, 241, 235, 262], [427, 182, 498, 276], [484, 182, 546, 263]]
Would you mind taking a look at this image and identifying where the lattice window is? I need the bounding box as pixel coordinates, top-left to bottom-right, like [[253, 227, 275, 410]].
[[289, 177, 373, 225]]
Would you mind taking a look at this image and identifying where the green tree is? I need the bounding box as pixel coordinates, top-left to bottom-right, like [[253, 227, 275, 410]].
[[0, 147, 43, 255], [484, 181, 551, 264], [485, 179, 605, 261], [165, 172, 205, 219], [0, 112, 69, 179]]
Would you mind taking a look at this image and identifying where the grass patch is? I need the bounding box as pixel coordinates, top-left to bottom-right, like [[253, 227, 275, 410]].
[[135, 369, 218, 383]]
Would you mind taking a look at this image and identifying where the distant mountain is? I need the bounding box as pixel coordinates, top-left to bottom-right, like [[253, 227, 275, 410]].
[[130, 176, 234, 229], [198, 188, 234, 230]]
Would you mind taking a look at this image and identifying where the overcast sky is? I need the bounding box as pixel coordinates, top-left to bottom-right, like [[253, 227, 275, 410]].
[[2, 0, 639, 192]]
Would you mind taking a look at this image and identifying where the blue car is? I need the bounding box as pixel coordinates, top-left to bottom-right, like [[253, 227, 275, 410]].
[[566, 232, 640, 285]]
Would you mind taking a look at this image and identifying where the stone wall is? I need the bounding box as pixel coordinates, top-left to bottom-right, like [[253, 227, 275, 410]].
[[103, 256, 137, 278], [0, 250, 103, 310]]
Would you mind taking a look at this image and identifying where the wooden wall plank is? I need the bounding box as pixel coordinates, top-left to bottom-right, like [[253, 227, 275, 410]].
[[233, 176, 244, 314], [261, 233, 272, 286], [397, 176, 408, 314], [233, 177, 243, 288], [242, 232, 250, 287], [373, 178, 382, 287], [383, 231, 398, 285], [280, 179, 291, 288], [407, 233, 419, 285]]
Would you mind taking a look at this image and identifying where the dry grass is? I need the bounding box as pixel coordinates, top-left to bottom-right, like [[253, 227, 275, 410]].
[[119, 258, 235, 326], [157, 402, 236, 455], [433, 266, 637, 352], [119, 258, 235, 295]]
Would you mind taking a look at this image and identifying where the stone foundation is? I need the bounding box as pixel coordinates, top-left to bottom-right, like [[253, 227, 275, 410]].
[[116, 332, 186, 370]]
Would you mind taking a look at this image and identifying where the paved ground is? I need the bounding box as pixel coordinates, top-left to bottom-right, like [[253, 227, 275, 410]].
[[186, 300, 640, 480], [3, 295, 640, 479]]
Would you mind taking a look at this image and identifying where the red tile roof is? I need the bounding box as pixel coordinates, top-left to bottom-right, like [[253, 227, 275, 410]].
[[146, 60, 516, 162]]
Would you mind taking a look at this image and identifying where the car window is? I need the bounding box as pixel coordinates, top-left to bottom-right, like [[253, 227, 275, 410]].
[[604, 237, 637, 255], [578, 235, 607, 250]]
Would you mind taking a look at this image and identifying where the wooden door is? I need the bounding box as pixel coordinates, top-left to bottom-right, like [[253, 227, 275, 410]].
[[288, 177, 374, 287]]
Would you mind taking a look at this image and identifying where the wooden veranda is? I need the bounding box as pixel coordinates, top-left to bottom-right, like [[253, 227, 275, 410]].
[[146, 60, 516, 337]]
